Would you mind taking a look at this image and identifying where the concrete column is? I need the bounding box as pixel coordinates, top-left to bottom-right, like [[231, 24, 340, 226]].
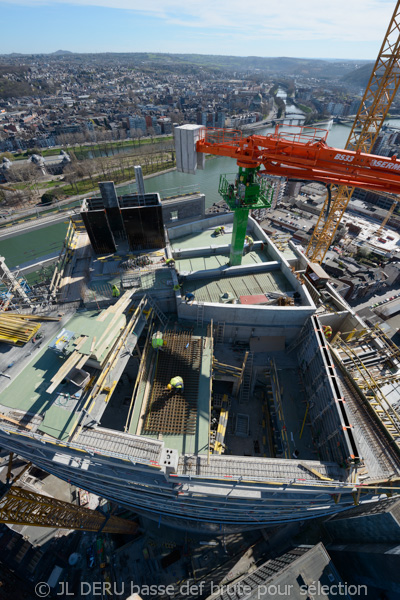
[[99, 182, 119, 208], [134, 166, 145, 198]]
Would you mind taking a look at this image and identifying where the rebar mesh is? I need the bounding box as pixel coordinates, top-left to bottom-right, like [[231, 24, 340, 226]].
[[143, 330, 202, 435]]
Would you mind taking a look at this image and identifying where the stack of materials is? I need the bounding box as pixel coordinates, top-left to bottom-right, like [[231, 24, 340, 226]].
[[0, 313, 42, 345]]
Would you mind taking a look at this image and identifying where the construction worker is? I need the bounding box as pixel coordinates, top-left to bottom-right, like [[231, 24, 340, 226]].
[[167, 376, 184, 393], [214, 225, 225, 236], [152, 331, 166, 350], [165, 257, 175, 267], [323, 325, 332, 340], [244, 235, 254, 253], [112, 285, 120, 297], [185, 292, 195, 305]]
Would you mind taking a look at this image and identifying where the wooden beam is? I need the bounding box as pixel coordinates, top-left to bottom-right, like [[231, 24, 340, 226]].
[[46, 351, 82, 394], [0, 414, 32, 430]]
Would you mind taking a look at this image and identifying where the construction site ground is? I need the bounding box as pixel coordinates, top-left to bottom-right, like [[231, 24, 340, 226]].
[[212, 346, 315, 461], [171, 228, 239, 251], [61, 233, 173, 304]]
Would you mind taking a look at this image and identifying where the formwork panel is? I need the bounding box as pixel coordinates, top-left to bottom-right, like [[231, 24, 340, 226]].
[[81, 210, 116, 255], [121, 205, 165, 251], [105, 206, 125, 238]]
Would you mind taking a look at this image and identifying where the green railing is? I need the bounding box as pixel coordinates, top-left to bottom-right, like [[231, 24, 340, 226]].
[[218, 172, 273, 211]]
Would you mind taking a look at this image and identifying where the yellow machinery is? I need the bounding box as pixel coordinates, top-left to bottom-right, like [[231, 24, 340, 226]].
[[376, 199, 398, 237], [0, 454, 137, 534], [306, 1, 400, 264]]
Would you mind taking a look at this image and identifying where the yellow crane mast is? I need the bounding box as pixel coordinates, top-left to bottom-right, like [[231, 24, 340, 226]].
[[0, 454, 137, 534], [306, 1, 400, 264], [376, 199, 398, 237]]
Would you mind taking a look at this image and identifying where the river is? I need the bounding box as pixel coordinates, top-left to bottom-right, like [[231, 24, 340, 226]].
[[276, 88, 306, 125], [2, 117, 400, 269]]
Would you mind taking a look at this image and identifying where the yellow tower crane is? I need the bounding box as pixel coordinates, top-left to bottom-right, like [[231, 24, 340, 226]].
[[0, 454, 138, 534], [306, 1, 400, 264], [376, 199, 398, 238]]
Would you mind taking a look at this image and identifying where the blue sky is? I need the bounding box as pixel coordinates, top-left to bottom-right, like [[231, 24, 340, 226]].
[[0, 0, 396, 59]]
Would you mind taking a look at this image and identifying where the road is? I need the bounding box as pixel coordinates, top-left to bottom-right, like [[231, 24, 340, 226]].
[[351, 285, 400, 312]]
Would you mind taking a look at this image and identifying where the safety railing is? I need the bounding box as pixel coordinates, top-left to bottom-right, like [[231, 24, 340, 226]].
[[202, 127, 243, 146], [272, 123, 329, 144]]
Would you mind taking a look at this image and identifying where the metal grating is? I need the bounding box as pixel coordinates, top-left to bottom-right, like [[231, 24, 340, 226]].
[[142, 331, 202, 435]]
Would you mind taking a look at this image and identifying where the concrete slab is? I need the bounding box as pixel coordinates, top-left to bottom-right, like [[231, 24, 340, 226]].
[[175, 248, 272, 272], [182, 271, 294, 304], [172, 229, 234, 250]]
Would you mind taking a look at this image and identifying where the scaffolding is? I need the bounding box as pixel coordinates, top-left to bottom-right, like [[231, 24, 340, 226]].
[[0, 256, 34, 312], [332, 333, 400, 451], [0, 486, 138, 533], [0, 455, 138, 533]]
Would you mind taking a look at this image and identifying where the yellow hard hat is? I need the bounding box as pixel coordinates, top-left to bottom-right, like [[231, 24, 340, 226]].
[[167, 384, 172, 390]]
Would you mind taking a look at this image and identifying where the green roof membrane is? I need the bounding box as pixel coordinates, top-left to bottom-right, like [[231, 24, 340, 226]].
[[171, 229, 234, 250], [182, 271, 294, 304], [0, 310, 127, 441], [175, 248, 271, 273]]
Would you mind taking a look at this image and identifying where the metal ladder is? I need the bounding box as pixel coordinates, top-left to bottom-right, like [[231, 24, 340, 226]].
[[286, 317, 312, 354], [197, 303, 204, 327], [215, 321, 225, 344], [239, 351, 253, 404], [145, 294, 168, 327]]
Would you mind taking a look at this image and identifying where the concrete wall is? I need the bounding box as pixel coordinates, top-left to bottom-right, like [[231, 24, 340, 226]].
[[162, 194, 205, 227], [175, 125, 204, 174], [177, 295, 315, 343], [99, 181, 119, 208], [170, 214, 316, 342], [183, 259, 281, 282], [167, 213, 234, 240]]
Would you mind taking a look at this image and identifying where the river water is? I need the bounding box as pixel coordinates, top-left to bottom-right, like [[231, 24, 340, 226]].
[[276, 88, 306, 125], [2, 117, 400, 268]]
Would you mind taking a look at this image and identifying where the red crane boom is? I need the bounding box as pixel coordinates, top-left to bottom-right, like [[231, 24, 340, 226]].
[[196, 125, 400, 195]]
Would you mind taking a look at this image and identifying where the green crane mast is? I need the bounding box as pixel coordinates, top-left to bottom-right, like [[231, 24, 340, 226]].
[[218, 166, 273, 265]]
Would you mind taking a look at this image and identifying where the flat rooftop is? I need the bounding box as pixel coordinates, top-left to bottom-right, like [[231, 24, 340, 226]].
[[182, 271, 295, 304], [170, 224, 266, 253], [0, 309, 115, 441], [171, 228, 235, 251], [344, 213, 400, 252], [175, 247, 271, 272]]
